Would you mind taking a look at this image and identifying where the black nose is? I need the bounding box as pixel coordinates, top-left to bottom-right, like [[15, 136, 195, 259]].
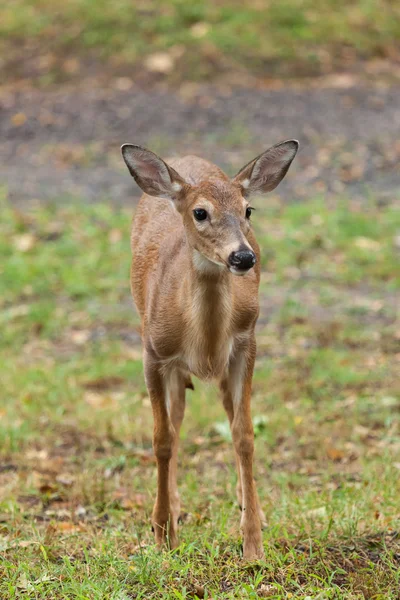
[[228, 249, 256, 271]]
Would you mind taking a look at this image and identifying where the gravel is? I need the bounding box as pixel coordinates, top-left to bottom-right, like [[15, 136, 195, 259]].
[[1, 82, 399, 205]]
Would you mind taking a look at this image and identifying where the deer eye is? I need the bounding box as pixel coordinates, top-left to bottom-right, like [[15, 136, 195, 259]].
[[193, 208, 208, 221], [245, 206, 254, 219]]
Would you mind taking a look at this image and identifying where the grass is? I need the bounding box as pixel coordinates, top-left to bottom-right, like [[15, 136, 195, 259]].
[[1, 0, 400, 84], [0, 189, 399, 598]]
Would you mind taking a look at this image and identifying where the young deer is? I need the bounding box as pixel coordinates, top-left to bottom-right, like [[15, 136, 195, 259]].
[[121, 140, 298, 560]]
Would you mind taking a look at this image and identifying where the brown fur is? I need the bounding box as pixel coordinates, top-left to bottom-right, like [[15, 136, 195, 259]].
[[122, 141, 298, 560]]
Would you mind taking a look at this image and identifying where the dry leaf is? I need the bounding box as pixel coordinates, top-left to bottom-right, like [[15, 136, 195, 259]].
[[39, 482, 58, 494], [258, 584, 276, 598], [108, 228, 122, 243], [63, 58, 80, 74], [354, 237, 381, 251], [11, 112, 27, 126], [34, 575, 53, 584], [194, 584, 205, 598], [56, 474, 74, 486], [111, 491, 146, 509], [326, 447, 345, 462], [306, 506, 327, 518], [114, 77, 133, 91], [190, 22, 210, 38], [2, 304, 30, 321], [18, 540, 38, 548], [84, 391, 112, 408], [353, 424, 371, 439], [54, 522, 84, 533], [17, 573, 33, 590], [145, 52, 174, 73], [26, 449, 48, 460], [13, 233, 36, 252], [83, 376, 124, 391], [0, 537, 9, 552], [71, 329, 91, 345]]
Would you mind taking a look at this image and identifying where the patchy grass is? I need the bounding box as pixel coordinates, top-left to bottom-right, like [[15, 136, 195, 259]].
[[0, 190, 399, 598], [1, 0, 400, 84]]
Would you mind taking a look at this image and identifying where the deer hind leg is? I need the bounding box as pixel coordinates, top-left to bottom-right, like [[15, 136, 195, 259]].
[[144, 351, 177, 549], [167, 370, 188, 532]]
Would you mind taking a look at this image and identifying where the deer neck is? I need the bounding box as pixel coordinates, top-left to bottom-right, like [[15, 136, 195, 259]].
[[180, 249, 233, 378]]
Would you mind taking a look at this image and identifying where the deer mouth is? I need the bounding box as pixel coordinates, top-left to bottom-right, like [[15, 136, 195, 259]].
[[228, 265, 253, 276]]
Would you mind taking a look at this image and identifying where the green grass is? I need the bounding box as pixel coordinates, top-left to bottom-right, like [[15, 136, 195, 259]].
[[0, 190, 399, 598], [1, 0, 400, 84]]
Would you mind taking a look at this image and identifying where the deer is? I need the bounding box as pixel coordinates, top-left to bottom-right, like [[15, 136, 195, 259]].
[[121, 139, 298, 560]]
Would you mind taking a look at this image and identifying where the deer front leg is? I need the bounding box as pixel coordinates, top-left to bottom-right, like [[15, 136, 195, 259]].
[[219, 375, 267, 529], [228, 339, 265, 561], [144, 351, 177, 549]]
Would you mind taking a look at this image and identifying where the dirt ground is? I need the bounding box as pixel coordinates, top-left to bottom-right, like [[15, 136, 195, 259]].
[[1, 78, 400, 206]]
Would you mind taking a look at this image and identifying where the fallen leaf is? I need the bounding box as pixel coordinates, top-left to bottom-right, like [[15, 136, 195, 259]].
[[190, 22, 210, 38], [54, 522, 84, 533], [71, 329, 91, 345], [45, 508, 71, 519], [84, 391, 113, 408], [144, 52, 174, 73], [193, 436, 206, 446], [63, 58, 80, 74], [258, 584, 276, 597], [1, 304, 30, 322], [354, 237, 381, 250], [13, 233, 36, 252], [111, 490, 146, 509], [114, 77, 133, 91], [353, 424, 372, 438], [83, 376, 124, 391], [0, 537, 9, 551], [11, 112, 27, 126], [380, 396, 398, 407], [17, 573, 33, 590], [108, 228, 123, 243], [39, 482, 58, 494], [306, 506, 327, 518], [326, 447, 345, 462], [55, 474, 74, 486], [18, 540, 38, 548], [194, 584, 205, 598]]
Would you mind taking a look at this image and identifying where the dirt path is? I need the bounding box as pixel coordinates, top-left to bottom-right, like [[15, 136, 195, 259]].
[[1, 81, 400, 204]]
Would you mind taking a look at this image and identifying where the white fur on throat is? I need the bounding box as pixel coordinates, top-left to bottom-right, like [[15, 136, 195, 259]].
[[192, 250, 225, 274]]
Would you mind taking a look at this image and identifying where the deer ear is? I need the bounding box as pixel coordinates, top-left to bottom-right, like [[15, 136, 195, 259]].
[[233, 140, 299, 196], [121, 144, 188, 200]]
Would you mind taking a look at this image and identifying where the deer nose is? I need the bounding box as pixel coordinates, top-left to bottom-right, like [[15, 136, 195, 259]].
[[228, 249, 256, 271]]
